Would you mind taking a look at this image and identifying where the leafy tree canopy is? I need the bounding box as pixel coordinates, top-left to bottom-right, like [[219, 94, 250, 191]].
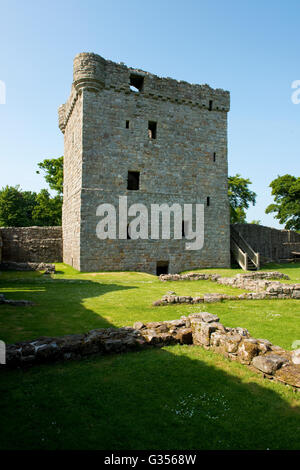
[[32, 189, 62, 226], [0, 157, 64, 227], [265, 174, 300, 230], [228, 174, 256, 224], [0, 186, 62, 227], [0, 185, 37, 227], [36, 156, 63, 195]]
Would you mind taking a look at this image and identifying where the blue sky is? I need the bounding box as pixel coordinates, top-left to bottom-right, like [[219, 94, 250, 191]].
[[0, 0, 299, 228]]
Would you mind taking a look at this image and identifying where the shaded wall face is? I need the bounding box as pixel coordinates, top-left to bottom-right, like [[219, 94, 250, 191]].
[[0, 227, 62, 263], [79, 89, 230, 273], [233, 224, 300, 261], [62, 93, 83, 270]]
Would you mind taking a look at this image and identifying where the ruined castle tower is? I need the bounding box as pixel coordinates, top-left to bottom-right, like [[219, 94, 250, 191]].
[[58, 52, 230, 273]]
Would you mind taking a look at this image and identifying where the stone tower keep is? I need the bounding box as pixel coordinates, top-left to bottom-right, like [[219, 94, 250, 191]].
[[58, 52, 230, 273]]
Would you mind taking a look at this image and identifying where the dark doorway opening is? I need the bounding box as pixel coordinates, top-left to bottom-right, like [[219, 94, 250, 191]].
[[156, 261, 169, 276]]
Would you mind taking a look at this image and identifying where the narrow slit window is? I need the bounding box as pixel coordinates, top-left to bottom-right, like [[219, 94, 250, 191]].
[[126, 120, 130, 129], [156, 261, 169, 276], [130, 74, 144, 92], [209, 100, 213, 111], [182, 220, 186, 238], [148, 121, 157, 139], [127, 171, 140, 190], [213, 152, 216, 162], [207, 197, 210, 206]]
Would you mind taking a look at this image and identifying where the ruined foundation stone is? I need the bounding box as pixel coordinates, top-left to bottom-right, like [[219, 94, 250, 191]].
[[0, 294, 34, 306], [154, 271, 299, 304], [4, 312, 300, 389], [0, 262, 55, 274]]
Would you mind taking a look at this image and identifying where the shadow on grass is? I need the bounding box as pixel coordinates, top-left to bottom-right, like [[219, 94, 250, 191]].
[[0, 345, 299, 450], [1, 269, 300, 450], [0, 273, 136, 343]]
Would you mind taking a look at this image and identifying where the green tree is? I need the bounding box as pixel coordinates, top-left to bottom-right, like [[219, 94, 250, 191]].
[[32, 189, 62, 226], [34, 156, 63, 225], [0, 185, 37, 227], [36, 156, 63, 195], [228, 174, 257, 223], [265, 174, 300, 230], [0, 155, 64, 227]]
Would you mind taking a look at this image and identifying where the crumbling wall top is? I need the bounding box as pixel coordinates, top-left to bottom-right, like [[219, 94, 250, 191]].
[[58, 52, 230, 133]]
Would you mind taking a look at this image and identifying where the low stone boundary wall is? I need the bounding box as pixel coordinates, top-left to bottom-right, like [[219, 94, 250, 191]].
[[215, 271, 289, 292], [0, 294, 34, 306], [160, 273, 221, 282], [0, 261, 55, 274], [153, 293, 238, 305], [232, 223, 300, 262], [3, 312, 300, 388], [155, 271, 300, 303], [0, 226, 62, 263], [5, 321, 192, 367], [159, 271, 289, 283], [154, 286, 300, 305]]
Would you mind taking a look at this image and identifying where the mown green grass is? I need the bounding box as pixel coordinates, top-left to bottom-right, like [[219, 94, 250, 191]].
[[0, 263, 299, 349], [0, 263, 300, 450], [0, 345, 299, 450]]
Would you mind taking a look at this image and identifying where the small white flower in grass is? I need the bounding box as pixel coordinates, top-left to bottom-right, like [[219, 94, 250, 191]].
[[168, 392, 230, 421]]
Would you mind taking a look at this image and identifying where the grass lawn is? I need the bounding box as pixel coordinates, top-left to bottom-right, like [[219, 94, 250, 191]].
[[0, 263, 299, 349], [1, 346, 300, 450], [0, 262, 300, 449]]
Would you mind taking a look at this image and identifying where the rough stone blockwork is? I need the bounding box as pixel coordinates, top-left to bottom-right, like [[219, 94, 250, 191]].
[[0, 227, 62, 263], [155, 271, 300, 303], [0, 294, 34, 306], [159, 271, 289, 282], [0, 262, 55, 274], [59, 52, 231, 273], [4, 313, 300, 389], [232, 224, 300, 263]]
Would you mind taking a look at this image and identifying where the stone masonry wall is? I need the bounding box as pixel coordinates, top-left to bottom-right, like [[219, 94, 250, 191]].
[[0, 227, 62, 263], [4, 312, 300, 389], [59, 53, 231, 273], [233, 224, 300, 262], [61, 91, 83, 270], [156, 271, 300, 303]]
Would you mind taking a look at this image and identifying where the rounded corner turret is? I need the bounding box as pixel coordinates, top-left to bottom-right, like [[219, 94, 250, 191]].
[[73, 52, 106, 92]]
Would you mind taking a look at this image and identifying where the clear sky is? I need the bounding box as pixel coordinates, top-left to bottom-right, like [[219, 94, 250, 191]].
[[0, 0, 299, 228]]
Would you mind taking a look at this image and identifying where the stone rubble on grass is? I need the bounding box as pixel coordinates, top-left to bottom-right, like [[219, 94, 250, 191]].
[[0, 293, 34, 306], [251, 355, 289, 375], [3, 310, 300, 390], [154, 271, 299, 304], [159, 271, 289, 283], [0, 261, 55, 274]]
